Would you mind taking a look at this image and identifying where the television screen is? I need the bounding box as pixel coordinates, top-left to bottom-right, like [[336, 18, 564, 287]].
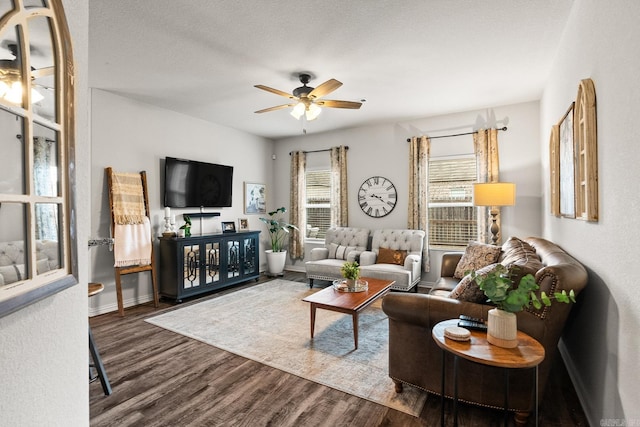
[[164, 157, 233, 208]]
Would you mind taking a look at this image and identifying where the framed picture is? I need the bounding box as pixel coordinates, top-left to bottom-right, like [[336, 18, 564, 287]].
[[244, 182, 266, 214], [558, 103, 575, 218], [238, 218, 249, 231], [221, 221, 236, 233]]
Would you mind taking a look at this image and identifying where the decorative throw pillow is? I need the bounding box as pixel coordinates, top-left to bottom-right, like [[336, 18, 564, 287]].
[[376, 247, 407, 265], [449, 263, 499, 303], [453, 241, 502, 279], [0, 264, 24, 285], [500, 237, 544, 272], [328, 243, 356, 260], [336, 245, 356, 260]]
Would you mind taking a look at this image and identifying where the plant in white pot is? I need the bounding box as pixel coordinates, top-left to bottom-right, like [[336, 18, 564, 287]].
[[472, 264, 575, 348], [259, 207, 299, 275]]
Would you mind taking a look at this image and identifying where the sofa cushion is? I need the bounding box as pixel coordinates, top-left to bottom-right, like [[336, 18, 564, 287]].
[[328, 243, 356, 260], [454, 241, 502, 279], [500, 237, 544, 272], [449, 263, 499, 303], [377, 247, 407, 265]]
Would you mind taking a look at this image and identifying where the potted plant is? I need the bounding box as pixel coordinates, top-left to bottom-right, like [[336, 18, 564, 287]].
[[259, 207, 299, 275], [340, 261, 361, 288], [471, 264, 575, 348], [179, 214, 192, 237]]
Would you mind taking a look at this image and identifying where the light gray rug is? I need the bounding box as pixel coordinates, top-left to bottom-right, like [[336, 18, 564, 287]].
[[145, 279, 428, 416]]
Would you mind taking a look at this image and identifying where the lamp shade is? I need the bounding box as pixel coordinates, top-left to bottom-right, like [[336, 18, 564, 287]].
[[473, 182, 516, 206]]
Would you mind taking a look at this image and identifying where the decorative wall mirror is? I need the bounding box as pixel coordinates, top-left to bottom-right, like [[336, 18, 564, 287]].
[[0, 0, 77, 317], [574, 78, 598, 222]]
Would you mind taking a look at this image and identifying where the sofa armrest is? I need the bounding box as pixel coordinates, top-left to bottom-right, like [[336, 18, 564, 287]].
[[404, 254, 422, 282], [309, 247, 329, 261], [382, 293, 492, 328], [346, 251, 361, 263], [441, 252, 463, 277], [359, 250, 376, 266]]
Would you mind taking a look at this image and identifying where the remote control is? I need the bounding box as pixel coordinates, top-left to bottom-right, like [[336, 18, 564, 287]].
[[459, 314, 484, 323], [458, 320, 488, 331]]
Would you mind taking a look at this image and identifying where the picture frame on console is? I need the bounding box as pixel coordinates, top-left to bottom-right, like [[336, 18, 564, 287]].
[[222, 221, 236, 233], [238, 218, 249, 231], [244, 182, 266, 214]]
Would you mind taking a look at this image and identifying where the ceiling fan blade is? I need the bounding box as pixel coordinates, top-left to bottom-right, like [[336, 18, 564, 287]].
[[31, 66, 54, 79], [255, 103, 296, 114], [316, 99, 362, 109], [254, 84, 296, 99], [308, 79, 342, 100]]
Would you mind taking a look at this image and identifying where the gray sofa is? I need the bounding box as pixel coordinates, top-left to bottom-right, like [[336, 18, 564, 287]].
[[305, 227, 369, 287], [304, 227, 425, 291], [359, 229, 425, 291]]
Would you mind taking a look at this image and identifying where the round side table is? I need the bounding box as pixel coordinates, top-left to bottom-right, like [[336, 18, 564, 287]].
[[432, 319, 544, 427]]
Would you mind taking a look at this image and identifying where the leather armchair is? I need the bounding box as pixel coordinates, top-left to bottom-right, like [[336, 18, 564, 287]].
[[381, 237, 588, 425]]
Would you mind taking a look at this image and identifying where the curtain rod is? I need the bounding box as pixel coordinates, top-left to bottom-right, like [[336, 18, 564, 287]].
[[405, 126, 507, 142], [289, 146, 349, 155]]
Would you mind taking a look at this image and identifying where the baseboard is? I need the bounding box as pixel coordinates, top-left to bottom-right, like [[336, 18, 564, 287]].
[[286, 265, 305, 273], [89, 294, 155, 317], [558, 339, 596, 427]]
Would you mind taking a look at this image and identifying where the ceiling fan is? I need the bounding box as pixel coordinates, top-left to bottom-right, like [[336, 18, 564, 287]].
[[0, 43, 53, 104], [254, 73, 362, 121]]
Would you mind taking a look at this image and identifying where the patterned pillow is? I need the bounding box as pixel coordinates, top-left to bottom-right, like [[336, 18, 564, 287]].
[[449, 263, 499, 303], [376, 247, 407, 265], [454, 241, 502, 279]]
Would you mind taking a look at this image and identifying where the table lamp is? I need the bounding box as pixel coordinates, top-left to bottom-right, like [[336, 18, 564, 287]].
[[473, 182, 516, 245]]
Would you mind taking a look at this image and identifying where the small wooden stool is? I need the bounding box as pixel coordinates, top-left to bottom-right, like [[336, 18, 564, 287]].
[[89, 282, 112, 395]]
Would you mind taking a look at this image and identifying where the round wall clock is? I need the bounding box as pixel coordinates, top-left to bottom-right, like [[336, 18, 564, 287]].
[[358, 176, 397, 218]]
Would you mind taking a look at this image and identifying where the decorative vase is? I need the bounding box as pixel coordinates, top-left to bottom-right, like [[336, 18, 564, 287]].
[[345, 278, 356, 289], [487, 308, 518, 348], [265, 249, 287, 275]]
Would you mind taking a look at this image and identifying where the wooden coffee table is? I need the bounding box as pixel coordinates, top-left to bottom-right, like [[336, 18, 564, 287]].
[[302, 277, 394, 349]]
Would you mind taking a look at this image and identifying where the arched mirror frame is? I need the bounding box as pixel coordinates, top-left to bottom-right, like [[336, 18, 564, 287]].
[[0, 0, 77, 318]]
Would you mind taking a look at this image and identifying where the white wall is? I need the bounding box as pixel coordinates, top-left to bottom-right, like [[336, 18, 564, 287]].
[[0, 0, 90, 425], [89, 90, 273, 315], [275, 101, 542, 282], [541, 0, 640, 423]]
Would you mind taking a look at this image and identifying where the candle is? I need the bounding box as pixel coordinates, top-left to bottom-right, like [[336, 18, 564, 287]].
[[171, 215, 176, 225], [164, 207, 170, 218]]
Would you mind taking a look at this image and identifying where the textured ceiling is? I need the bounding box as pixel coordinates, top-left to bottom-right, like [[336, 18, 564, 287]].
[[88, 0, 573, 140]]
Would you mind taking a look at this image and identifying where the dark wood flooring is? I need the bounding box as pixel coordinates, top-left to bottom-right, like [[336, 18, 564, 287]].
[[89, 272, 588, 426]]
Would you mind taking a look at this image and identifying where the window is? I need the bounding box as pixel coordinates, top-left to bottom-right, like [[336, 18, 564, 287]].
[[305, 170, 331, 239], [0, 0, 77, 317], [428, 157, 477, 247]]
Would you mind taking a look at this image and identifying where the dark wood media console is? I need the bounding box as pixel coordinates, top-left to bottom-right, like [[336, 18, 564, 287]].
[[159, 231, 260, 302]]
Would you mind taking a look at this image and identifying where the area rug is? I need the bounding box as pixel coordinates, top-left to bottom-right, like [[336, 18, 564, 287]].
[[145, 279, 428, 416]]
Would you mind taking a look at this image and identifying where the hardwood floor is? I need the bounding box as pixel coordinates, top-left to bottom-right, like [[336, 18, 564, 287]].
[[89, 272, 587, 426]]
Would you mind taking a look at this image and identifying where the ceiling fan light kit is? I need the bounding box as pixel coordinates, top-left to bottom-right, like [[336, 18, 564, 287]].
[[0, 44, 45, 104], [255, 72, 362, 122]]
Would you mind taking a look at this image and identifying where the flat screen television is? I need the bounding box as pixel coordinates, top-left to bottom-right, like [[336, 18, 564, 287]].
[[164, 157, 233, 208]]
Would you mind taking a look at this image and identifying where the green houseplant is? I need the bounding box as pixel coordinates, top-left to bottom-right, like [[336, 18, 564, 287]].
[[471, 264, 575, 348], [179, 214, 192, 237], [259, 207, 299, 275], [340, 261, 360, 282]]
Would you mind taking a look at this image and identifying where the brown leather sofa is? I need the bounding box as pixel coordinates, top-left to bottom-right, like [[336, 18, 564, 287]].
[[381, 237, 588, 425]]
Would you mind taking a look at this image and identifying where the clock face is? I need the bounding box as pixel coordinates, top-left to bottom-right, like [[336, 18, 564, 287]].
[[358, 176, 397, 218]]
